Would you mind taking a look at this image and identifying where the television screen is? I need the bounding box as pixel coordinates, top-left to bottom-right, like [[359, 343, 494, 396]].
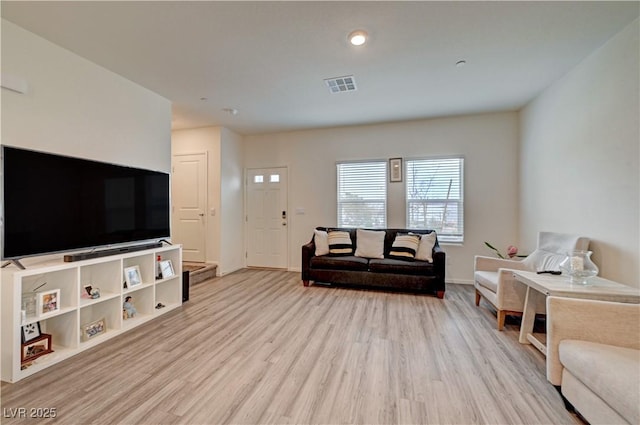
[[2, 146, 170, 260]]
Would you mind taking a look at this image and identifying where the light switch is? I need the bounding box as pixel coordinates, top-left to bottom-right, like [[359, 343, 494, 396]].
[[210, 208, 216, 216], [296, 207, 305, 215]]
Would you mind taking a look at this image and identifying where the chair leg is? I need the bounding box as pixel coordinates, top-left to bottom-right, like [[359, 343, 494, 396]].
[[475, 289, 481, 306], [497, 310, 506, 331]]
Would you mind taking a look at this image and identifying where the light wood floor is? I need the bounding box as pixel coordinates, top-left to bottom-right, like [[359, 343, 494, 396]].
[[1, 269, 582, 425]]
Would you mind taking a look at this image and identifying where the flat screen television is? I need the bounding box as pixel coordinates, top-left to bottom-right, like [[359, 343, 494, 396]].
[[1, 145, 170, 260]]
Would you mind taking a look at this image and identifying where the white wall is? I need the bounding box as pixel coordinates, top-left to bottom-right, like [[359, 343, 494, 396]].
[[520, 18, 639, 287], [244, 112, 520, 283], [1, 20, 171, 172], [171, 127, 222, 266], [171, 126, 245, 275], [220, 127, 245, 275]]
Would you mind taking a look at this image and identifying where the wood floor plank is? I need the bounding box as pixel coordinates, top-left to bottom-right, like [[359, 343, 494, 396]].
[[1, 269, 583, 425]]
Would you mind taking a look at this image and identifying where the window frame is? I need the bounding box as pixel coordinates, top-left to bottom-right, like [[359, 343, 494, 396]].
[[336, 160, 388, 228], [405, 155, 464, 243]]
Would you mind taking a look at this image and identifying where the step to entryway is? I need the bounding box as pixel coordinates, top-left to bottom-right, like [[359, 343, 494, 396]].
[[183, 262, 218, 285]]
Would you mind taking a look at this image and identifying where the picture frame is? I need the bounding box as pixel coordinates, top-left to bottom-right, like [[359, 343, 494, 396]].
[[81, 317, 107, 342], [21, 321, 42, 343], [21, 333, 53, 364], [389, 158, 403, 182], [37, 289, 60, 318], [124, 265, 142, 288], [159, 260, 175, 279]]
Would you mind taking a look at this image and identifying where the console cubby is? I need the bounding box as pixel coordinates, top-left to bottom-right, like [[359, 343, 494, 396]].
[[155, 277, 182, 311], [41, 310, 78, 350], [1, 245, 182, 383]]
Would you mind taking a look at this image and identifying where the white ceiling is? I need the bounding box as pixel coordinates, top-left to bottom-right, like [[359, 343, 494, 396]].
[[2, 1, 638, 135]]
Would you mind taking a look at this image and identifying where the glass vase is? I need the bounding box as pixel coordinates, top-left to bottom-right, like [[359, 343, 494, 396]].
[[559, 250, 599, 284]]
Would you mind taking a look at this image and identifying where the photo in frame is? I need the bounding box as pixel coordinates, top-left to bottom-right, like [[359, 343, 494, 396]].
[[159, 260, 175, 279], [81, 317, 106, 342], [389, 158, 403, 182], [21, 333, 53, 364], [37, 289, 60, 317], [21, 321, 42, 343], [124, 265, 142, 288]]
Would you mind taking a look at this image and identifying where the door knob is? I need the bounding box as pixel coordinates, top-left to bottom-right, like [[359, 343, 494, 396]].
[[199, 213, 204, 216]]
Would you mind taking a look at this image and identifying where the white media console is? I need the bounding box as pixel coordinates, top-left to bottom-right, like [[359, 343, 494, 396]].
[[1, 245, 182, 383]]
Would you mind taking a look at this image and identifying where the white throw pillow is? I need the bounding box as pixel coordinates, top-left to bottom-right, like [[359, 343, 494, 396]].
[[355, 229, 385, 259], [314, 229, 329, 256], [415, 232, 436, 263], [522, 249, 566, 272]]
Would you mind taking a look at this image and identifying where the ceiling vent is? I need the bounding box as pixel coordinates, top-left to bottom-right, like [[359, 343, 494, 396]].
[[324, 75, 357, 93]]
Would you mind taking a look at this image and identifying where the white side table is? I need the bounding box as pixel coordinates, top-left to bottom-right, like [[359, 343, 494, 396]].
[[513, 270, 640, 355]]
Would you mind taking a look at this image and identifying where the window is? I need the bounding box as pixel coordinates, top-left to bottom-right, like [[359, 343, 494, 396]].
[[406, 157, 464, 243], [337, 161, 387, 228]]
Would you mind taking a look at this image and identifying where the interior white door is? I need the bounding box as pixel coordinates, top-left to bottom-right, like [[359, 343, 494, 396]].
[[171, 153, 207, 262], [246, 167, 288, 269]]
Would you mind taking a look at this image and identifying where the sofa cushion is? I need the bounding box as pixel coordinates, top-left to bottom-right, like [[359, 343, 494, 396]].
[[388, 233, 420, 260], [559, 340, 640, 425], [474, 271, 498, 293], [415, 232, 436, 263], [310, 255, 369, 271], [328, 230, 354, 256], [314, 229, 329, 256], [355, 228, 385, 259], [369, 258, 433, 275]]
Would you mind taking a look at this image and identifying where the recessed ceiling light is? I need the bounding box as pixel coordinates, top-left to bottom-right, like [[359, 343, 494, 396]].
[[348, 30, 368, 46], [222, 107, 238, 115]]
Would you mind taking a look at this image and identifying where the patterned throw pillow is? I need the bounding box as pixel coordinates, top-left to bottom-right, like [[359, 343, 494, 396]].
[[388, 233, 421, 260], [328, 230, 354, 256]]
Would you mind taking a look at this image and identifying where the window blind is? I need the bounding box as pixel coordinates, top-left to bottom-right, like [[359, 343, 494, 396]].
[[337, 161, 387, 228], [406, 157, 464, 243]]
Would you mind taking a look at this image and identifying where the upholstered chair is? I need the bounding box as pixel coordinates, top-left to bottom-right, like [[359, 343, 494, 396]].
[[474, 231, 590, 330], [546, 297, 639, 424]]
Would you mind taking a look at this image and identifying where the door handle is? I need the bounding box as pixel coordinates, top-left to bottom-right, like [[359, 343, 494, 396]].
[[199, 213, 205, 217]]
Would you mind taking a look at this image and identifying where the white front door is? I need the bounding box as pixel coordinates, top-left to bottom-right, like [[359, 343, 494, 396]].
[[172, 153, 207, 262], [246, 167, 288, 269]]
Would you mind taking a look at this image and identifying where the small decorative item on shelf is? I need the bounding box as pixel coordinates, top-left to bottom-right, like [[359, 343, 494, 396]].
[[156, 255, 163, 279], [124, 265, 142, 288], [123, 296, 137, 319], [21, 293, 36, 317], [81, 317, 106, 341], [21, 333, 53, 364], [159, 260, 175, 279], [36, 289, 60, 318], [559, 250, 599, 284], [83, 285, 101, 299], [21, 321, 42, 343]]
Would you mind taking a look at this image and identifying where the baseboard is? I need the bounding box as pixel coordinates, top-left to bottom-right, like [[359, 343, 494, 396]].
[[219, 265, 244, 276], [447, 278, 474, 285], [288, 266, 301, 273]]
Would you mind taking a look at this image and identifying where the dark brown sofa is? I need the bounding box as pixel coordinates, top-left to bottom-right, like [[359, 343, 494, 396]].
[[301, 227, 446, 298]]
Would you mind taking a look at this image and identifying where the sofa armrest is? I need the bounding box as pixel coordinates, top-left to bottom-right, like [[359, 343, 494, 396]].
[[546, 296, 640, 385], [474, 255, 529, 273], [432, 245, 446, 282], [301, 238, 316, 282]]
